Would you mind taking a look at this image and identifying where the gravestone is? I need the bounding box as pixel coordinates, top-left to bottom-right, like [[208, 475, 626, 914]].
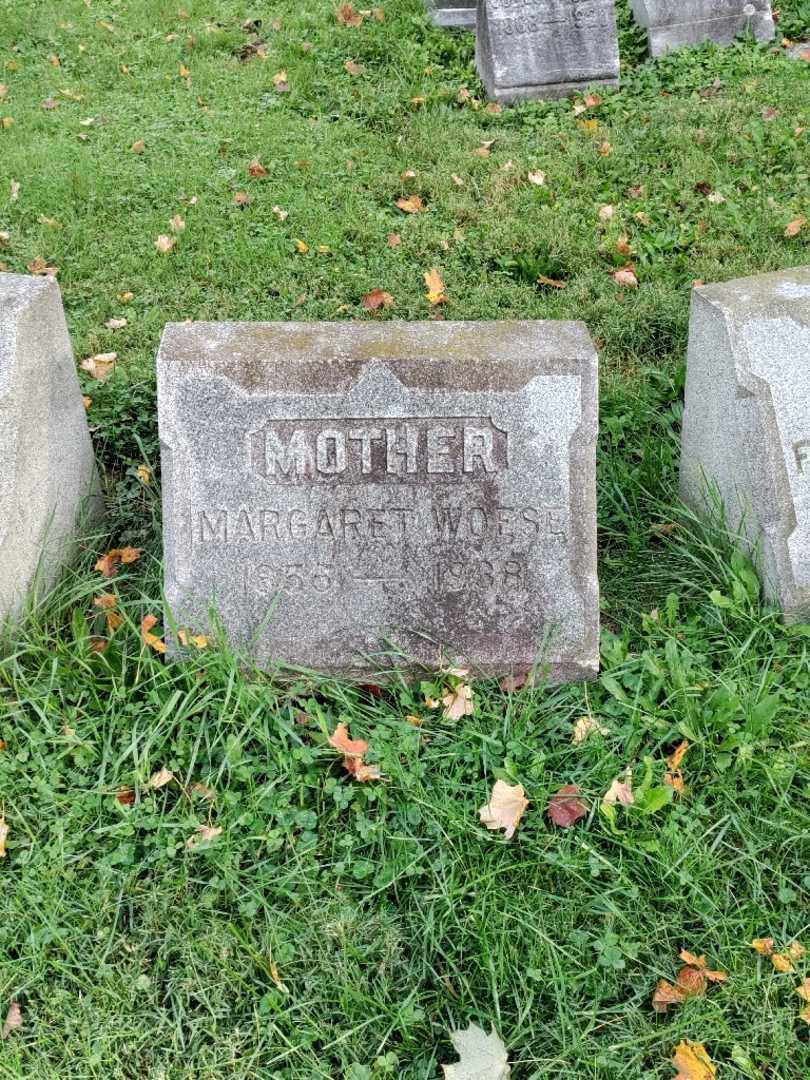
[[158, 321, 599, 681], [0, 273, 102, 622], [429, 0, 477, 29], [475, 0, 620, 104], [681, 266, 810, 620], [630, 1, 775, 57]]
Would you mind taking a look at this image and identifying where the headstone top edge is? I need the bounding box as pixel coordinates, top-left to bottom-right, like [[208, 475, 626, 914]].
[[693, 265, 810, 314], [0, 271, 60, 309]]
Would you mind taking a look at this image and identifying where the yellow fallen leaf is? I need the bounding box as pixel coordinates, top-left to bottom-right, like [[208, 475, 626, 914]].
[[294, 238, 309, 254], [479, 780, 528, 840], [0, 817, 8, 858], [795, 976, 810, 1003], [179, 64, 190, 78], [178, 628, 209, 649], [141, 614, 167, 654], [95, 547, 141, 577], [424, 267, 447, 305], [80, 352, 117, 382], [136, 464, 153, 485], [788, 941, 806, 961], [572, 715, 608, 743], [272, 69, 288, 86], [772, 952, 794, 973], [671, 1041, 717, 1080], [131, 138, 145, 153], [93, 592, 118, 611], [750, 937, 775, 955], [396, 194, 423, 214]]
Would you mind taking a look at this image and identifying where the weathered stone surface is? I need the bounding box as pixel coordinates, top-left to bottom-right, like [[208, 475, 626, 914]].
[[429, 0, 477, 29], [158, 321, 599, 681], [475, 0, 620, 104], [630, 1, 774, 57], [0, 273, 101, 622], [681, 266, 810, 619]]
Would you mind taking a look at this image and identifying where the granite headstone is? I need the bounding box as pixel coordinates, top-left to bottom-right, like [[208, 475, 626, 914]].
[[429, 0, 477, 29], [158, 321, 599, 681], [681, 266, 810, 620], [475, 0, 620, 104], [0, 273, 101, 622], [630, 1, 775, 57]]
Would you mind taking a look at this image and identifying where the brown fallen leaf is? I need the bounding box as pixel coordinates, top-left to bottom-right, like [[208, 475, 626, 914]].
[[665, 739, 690, 793], [387, 232, 401, 247], [679, 950, 727, 983], [27, 256, 59, 277], [424, 267, 448, 305], [548, 784, 588, 828], [788, 941, 806, 960], [0, 817, 8, 858], [363, 287, 394, 311], [116, 786, 136, 805], [248, 158, 268, 177], [148, 767, 174, 789], [672, 1041, 717, 1080], [336, 3, 364, 25], [95, 547, 141, 577], [537, 274, 567, 290], [186, 824, 223, 849], [396, 194, 423, 214], [131, 138, 145, 154], [442, 682, 474, 720], [750, 937, 775, 955], [479, 780, 529, 840], [785, 216, 806, 238], [179, 64, 190, 79], [344, 59, 365, 76], [602, 775, 634, 806], [328, 722, 381, 781], [272, 70, 289, 92], [155, 234, 176, 254], [233, 191, 254, 207], [93, 592, 118, 611], [1, 1002, 22, 1040], [80, 352, 117, 382], [652, 979, 687, 1013], [612, 266, 639, 288], [141, 614, 167, 654]]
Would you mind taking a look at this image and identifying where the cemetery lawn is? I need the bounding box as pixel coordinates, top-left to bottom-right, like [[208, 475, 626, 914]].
[[2, 0, 810, 1076]]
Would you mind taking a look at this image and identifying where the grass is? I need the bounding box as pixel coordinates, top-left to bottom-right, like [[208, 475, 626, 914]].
[[1, 0, 810, 1076]]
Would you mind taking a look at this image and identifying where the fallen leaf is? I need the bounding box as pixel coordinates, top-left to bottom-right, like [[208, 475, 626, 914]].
[[652, 979, 687, 1013], [598, 140, 613, 156], [272, 70, 289, 92], [527, 170, 546, 186], [336, 4, 364, 26], [572, 715, 608, 743], [344, 59, 365, 76], [599, 204, 615, 221], [451, 174, 465, 187], [548, 784, 587, 828], [328, 722, 380, 781], [155, 234, 176, 254], [93, 592, 118, 611], [672, 1041, 717, 1080], [442, 682, 474, 720], [294, 238, 309, 254], [785, 216, 806, 237], [363, 287, 394, 311], [179, 64, 190, 78], [118, 290, 134, 302], [750, 937, 775, 955], [612, 266, 639, 288], [10, 179, 20, 200], [602, 775, 634, 806], [270, 960, 288, 993], [479, 780, 529, 840], [0, 230, 8, 245], [131, 138, 145, 153], [83, 396, 92, 409], [472, 141, 494, 157], [0, 817, 8, 858], [272, 205, 289, 221], [788, 941, 806, 961], [233, 191, 254, 207], [178, 628, 209, 649], [141, 614, 167, 654], [27, 256, 58, 276], [104, 317, 127, 331], [148, 767, 174, 789], [191, 782, 216, 799], [186, 824, 222, 849], [169, 214, 185, 233], [772, 952, 795, 973], [424, 267, 447, 305], [135, 464, 153, 485], [616, 234, 633, 257], [41, 97, 60, 110], [387, 232, 401, 247], [537, 274, 567, 290], [796, 977, 810, 1002], [0, 85, 7, 100], [396, 194, 423, 214], [95, 547, 141, 577], [668, 740, 690, 770], [80, 352, 117, 381], [248, 158, 268, 177], [62, 726, 76, 738], [761, 106, 779, 121], [1, 1002, 22, 1039], [116, 786, 136, 805], [442, 1023, 510, 1080]]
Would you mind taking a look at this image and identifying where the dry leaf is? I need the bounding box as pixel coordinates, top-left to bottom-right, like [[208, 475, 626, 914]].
[[328, 722, 380, 781], [1, 1002, 22, 1040], [397, 194, 423, 213], [667, 741, 689, 771], [27, 256, 58, 276], [10, 179, 20, 200], [135, 464, 153, 485], [548, 784, 587, 828], [612, 266, 639, 288], [41, 97, 60, 110], [599, 204, 615, 221], [442, 683, 474, 720], [363, 287, 394, 311], [148, 767, 174, 790], [155, 234, 176, 254], [141, 614, 167, 654], [178, 628, 209, 649], [616, 234, 633, 257], [788, 941, 806, 960], [169, 214, 185, 233], [671, 1041, 717, 1080], [0, 85, 7, 100], [118, 290, 134, 302], [116, 786, 136, 805], [272, 70, 289, 92], [248, 158, 268, 177], [191, 782, 216, 800], [233, 191, 254, 207], [387, 232, 401, 247], [572, 715, 608, 743], [0, 817, 8, 858], [527, 170, 546, 186], [93, 592, 118, 611], [772, 952, 794, 973], [344, 59, 365, 76], [80, 352, 117, 382], [1, 117, 15, 129], [479, 780, 529, 840], [602, 775, 634, 806], [131, 138, 145, 153], [785, 216, 806, 237], [272, 205, 289, 221], [186, 824, 223, 849], [95, 547, 141, 577], [750, 937, 775, 955], [652, 979, 687, 1013], [442, 1023, 510, 1080], [270, 960, 289, 993], [179, 64, 190, 78], [537, 274, 566, 290], [294, 238, 309, 254], [105, 317, 128, 329], [336, 4, 364, 26], [424, 267, 447, 305], [796, 977, 810, 1002]]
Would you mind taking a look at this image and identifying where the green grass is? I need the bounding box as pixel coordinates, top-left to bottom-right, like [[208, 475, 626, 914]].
[[1, 1, 810, 1076]]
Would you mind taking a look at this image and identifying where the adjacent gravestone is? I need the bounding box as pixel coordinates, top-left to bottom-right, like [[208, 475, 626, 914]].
[[429, 0, 477, 29], [158, 321, 599, 681], [681, 266, 810, 620], [630, 1, 775, 57], [0, 273, 102, 622], [475, 0, 620, 104]]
